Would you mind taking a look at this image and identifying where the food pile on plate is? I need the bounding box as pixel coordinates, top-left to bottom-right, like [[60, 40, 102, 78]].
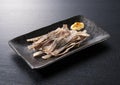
[[27, 22, 90, 59]]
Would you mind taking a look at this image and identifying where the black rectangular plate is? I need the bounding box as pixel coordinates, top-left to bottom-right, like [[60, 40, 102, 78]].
[[8, 15, 110, 69]]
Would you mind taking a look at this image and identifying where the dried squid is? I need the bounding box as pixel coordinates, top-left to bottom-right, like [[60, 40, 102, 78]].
[[27, 22, 90, 59]]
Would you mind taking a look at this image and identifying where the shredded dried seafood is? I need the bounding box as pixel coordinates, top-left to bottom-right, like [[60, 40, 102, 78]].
[[27, 22, 90, 59]]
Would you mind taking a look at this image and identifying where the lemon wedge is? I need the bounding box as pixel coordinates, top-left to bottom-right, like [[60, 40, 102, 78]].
[[71, 22, 84, 31]]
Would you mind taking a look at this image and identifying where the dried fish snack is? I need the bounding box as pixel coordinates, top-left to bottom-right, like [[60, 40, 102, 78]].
[[27, 22, 90, 59]]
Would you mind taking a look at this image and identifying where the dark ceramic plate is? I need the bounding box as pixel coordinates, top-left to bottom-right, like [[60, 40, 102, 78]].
[[8, 15, 110, 69]]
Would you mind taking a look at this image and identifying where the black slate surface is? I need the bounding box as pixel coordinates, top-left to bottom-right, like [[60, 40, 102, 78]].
[[0, 0, 120, 85]]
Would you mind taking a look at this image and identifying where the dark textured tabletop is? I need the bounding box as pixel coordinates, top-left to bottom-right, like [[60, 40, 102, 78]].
[[0, 0, 120, 85]]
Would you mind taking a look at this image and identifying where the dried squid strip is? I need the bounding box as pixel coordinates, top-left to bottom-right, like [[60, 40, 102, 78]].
[[27, 36, 41, 42]]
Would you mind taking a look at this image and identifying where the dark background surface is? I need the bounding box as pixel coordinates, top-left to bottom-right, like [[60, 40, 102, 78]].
[[0, 0, 120, 85]]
